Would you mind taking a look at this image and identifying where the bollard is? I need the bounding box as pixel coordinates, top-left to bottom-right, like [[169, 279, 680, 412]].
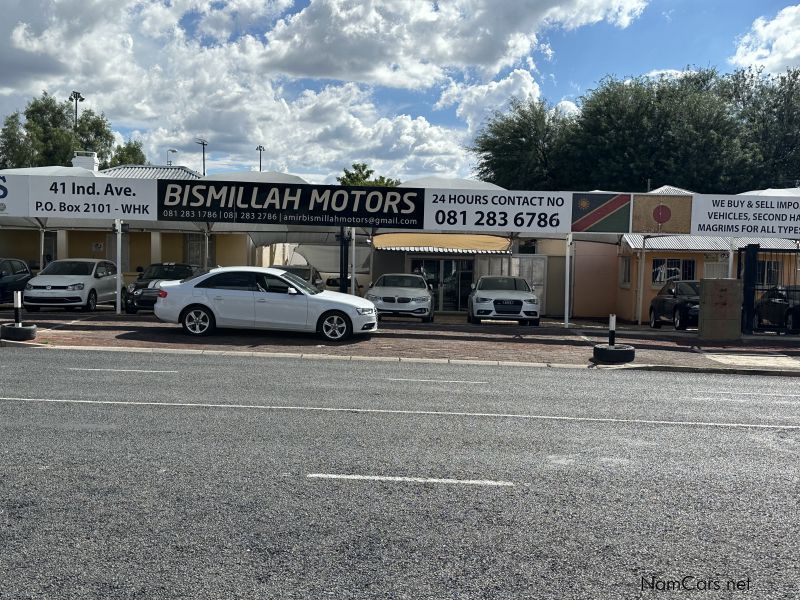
[[1, 291, 37, 341], [608, 313, 616, 347], [593, 312, 634, 364], [14, 290, 23, 326]]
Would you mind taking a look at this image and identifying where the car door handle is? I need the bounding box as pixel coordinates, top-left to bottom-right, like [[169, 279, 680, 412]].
[[213, 296, 223, 300], [257, 299, 267, 303]]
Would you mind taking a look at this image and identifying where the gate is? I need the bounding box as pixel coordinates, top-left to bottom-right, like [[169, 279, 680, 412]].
[[737, 244, 800, 333]]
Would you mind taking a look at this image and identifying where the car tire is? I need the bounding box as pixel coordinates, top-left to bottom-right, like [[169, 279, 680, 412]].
[[24, 305, 40, 312], [422, 315, 434, 323], [181, 305, 215, 336], [786, 312, 797, 334], [318, 311, 352, 342], [0, 322, 37, 341], [124, 306, 138, 315], [752, 311, 762, 332], [82, 290, 97, 313], [673, 308, 686, 330], [529, 318, 540, 326], [593, 343, 635, 364], [649, 309, 661, 329], [473, 317, 482, 324]]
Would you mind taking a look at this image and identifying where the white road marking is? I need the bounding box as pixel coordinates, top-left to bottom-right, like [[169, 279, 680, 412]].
[[307, 473, 514, 487], [698, 390, 800, 398], [386, 378, 489, 384], [67, 368, 179, 373], [1, 396, 799, 430]]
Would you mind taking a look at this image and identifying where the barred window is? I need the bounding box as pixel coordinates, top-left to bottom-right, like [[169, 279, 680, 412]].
[[652, 258, 695, 284]]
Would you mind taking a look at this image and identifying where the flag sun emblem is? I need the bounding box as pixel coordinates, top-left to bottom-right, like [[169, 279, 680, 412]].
[[578, 198, 591, 211]]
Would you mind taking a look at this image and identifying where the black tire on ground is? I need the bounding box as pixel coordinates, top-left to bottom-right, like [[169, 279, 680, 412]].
[[124, 306, 138, 315], [593, 343, 635, 364], [786, 311, 797, 334], [82, 290, 97, 312], [318, 310, 353, 342], [422, 315, 434, 323], [24, 305, 40, 312], [1, 323, 37, 341], [673, 308, 686, 330], [649, 309, 661, 329], [180, 305, 216, 336], [472, 317, 482, 324], [528, 318, 540, 326], [466, 312, 473, 324]]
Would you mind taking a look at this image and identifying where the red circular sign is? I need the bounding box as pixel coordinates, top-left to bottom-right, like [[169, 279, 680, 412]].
[[653, 205, 671, 224]]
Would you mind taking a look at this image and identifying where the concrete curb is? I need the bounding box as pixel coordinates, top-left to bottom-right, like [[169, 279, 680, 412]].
[[4, 341, 800, 377]]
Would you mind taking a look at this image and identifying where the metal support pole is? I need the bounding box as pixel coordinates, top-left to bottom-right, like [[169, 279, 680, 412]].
[[350, 227, 357, 295], [608, 313, 616, 347], [338, 226, 348, 293], [39, 228, 45, 271], [563, 233, 572, 328], [14, 291, 22, 326], [636, 237, 647, 325], [728, 238, 736, 278], [115, 218, 122, 315], [203, 230, 210, 269]]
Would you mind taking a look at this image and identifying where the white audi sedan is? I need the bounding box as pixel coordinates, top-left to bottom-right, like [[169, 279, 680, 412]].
[[24, 259, 122, 312], [467, 276, 540, 326], [153, 266, 377, 341], [365, 273, 434, 322]]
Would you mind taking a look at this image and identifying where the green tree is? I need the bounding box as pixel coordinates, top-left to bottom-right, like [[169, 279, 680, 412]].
[[109, 138, 148, 167], [0, 112, 35, 169], [75, 108, 115, 168], [470, 98, 575, 190], [23, 92, 75, 167], [336, 162, 400, 186]]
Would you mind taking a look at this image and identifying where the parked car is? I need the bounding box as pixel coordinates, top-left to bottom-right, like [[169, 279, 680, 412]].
[[0, 258, 32, 303], [467, 276, 540, 326], [322, 273, 367, 295], [753, 286, 800, 333], [125, 262, 204, 314], [649, 280, 700, 330], [269, 264, 324, 290], [24, 259, 123, 312], [153, 266, 377, 341], [365, 273, 434, 322]]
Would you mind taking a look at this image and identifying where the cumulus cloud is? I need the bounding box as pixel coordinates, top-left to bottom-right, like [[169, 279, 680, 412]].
[[731, 4, 800, 73], [0, 0, 649, 180]]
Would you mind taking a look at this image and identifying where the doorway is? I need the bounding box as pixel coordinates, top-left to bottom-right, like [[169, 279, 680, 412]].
[[409, 257, 474, 311]]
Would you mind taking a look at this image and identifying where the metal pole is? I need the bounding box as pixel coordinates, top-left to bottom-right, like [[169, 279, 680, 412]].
[[350, 227, 357, 295], [115, 218, 122, 315], [14, 291, 22, 326], [728, 238, 736, 278], [609, 313, 616, 347], [338, 226, 348, 293], [39, 228, 45, 272], [563, 233, 572, 328], [203, 230, 210, 268]]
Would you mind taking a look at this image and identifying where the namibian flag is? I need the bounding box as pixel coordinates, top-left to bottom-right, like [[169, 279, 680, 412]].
[[571, 192, 631, 233]]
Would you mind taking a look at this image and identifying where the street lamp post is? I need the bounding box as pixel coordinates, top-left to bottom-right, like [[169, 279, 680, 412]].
[[195, 138, 208, 176], [256, 144, 265, 172], [166, 148, 178, 166], [69, 91, 85, 130]]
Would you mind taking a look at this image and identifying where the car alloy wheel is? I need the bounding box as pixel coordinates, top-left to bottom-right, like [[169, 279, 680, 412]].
[[83, 290, 97, 312], [787, 312, 796, 334], [649, 309, 661, 329], [320, 311, 352, 341], [673, 308, 685, 330], [752, 311, 761, 332], [183, 307, 213, 336]]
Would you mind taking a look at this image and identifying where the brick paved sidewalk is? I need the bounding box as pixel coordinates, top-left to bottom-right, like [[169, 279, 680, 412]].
[[5, 310, 800, 373]]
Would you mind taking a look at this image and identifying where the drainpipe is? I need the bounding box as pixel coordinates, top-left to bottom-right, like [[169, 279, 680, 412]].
[[636, 236, 648, 325]]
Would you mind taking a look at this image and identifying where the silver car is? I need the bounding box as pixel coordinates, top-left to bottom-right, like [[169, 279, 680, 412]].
[[365, 273, 434, 323], [467, 276, 540, 326]]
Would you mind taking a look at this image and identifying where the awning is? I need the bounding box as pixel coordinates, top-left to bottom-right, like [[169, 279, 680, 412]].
[[373, 233, 511, 254]]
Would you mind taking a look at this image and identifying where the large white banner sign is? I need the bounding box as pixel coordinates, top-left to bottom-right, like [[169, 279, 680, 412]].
[[423, 189, 572, 233], [691, 194, 800, 237], [28, 177, 157, 219]]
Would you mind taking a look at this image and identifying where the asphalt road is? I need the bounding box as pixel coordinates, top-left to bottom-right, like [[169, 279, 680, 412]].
[[1, 348, 798, 599]]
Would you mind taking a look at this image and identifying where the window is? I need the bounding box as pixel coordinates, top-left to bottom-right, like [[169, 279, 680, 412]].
[[619, 256, 631, 286], [104, 262, 117, 276], [0, 261, 10, 276], [259, 274, 291, 294], [196, 272, 257, 291], [756, 260, 781, 286], [95, 264, 108, 277], [652, 258, 695, 285]]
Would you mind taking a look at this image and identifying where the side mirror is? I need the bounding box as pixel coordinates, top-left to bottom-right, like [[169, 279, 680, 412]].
[[368, 282, 373, 288], [428, 283, 433, 290], [470, 283, 476, 290], [0, 271, 8, 278], [315, 278, 323, 286], [288, 287, 298, 295], [94, 272, 102, 279]]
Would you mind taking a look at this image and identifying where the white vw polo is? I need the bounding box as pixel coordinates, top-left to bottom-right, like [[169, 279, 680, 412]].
[[154, 266, 377, 341]]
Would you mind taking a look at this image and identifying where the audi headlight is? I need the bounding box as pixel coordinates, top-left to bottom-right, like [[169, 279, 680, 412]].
[[524, 298, 539, 304], [475, 297, 492, 303], [357, 307, 375, 315], [412, 296, 429, 303], [67, 283, 84, 291], [365, 294, 380, 301]]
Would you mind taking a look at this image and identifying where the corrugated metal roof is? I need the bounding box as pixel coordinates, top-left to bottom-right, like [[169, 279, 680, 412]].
[[648, 185, 694, 195], [376, 246, 510, 254], [100, 165, 201, 179], [624, 234, 799, 251]]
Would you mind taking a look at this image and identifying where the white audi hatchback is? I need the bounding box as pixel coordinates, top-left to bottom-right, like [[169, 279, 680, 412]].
[[154, 266, 377, 341]]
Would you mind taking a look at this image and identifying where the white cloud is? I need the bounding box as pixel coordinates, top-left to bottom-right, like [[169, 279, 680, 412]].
[[436, 69, 541, 132], [554, 99, 580, 116], [644, 68, 695, 79], [731, 5, 800, 72]]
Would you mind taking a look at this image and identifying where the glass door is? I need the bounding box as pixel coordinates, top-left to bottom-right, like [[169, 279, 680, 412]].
[[411, 258, 474, 312], [410, 259, 441, 309]]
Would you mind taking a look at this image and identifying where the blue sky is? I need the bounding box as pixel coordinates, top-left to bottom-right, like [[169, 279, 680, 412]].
[[1, 1, 798, 181]]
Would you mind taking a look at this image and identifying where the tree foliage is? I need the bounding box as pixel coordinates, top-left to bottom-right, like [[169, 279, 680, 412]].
[[471, 67, 800, 193], [0, 92, 116, 169], [336, 162, 400, 187], [109, 138, 148, 167]]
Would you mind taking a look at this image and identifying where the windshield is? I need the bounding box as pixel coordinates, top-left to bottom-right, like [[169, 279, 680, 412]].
[[677, 282, 700, 295], [377, 275, 426, 289], [477, 277, 530, 292], [279, 266, 312, 279], [40, 261, 94, 276], [281, 271, 321, 295], [142, 264, 194, 280]]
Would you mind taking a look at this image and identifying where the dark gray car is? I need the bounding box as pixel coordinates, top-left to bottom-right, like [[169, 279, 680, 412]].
[[649, 280, 700, 330], [0, 258, 32, 303]]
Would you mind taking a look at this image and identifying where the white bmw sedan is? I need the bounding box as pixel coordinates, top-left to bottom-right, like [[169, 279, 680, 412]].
[[365, 273, 434, 322], [467, 276, 540, 326], [153, 266, 377, 341]]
